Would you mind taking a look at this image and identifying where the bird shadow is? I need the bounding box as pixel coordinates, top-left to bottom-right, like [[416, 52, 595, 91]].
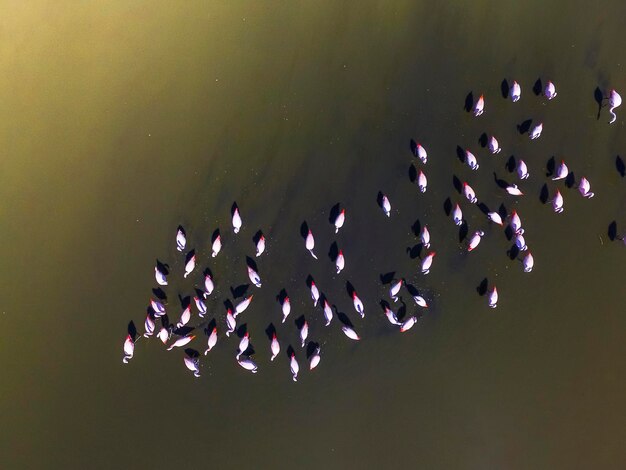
[[498, 203, 508, 220], [476, 278, 488, 296], [203, 267, 214, 278], [328, 241, 339, 261], [539, 183, 549, 204], [277, 288, 288, 304], [184, 348, 200, 359], [223, 299, 235, 312], [178, 294, 191, 309], [404, 282, 420, 297], [328, 203, 341, 225], [396, 301, 407, 322], [411, 218, 422, 237], [464, 92, 474, 112], [159, 315, 171, 330], [504, 225, 514, 241], [245, 256, 258, 272], [406, 244, 422, 259], [507, 245, 520, 260], [177, 225, 186, 238], [305, 275, 315, 289], [408, 164, 417, 183], [380, 272, 395, 285], [565, 172, 576, 189], [230, 284, 250, 299], [152, 288, 167, 301], [231, 202, 239, 217], [156, 259, 169, 275], [286, 345, 295, 359], [545, 156, 556, 177], [477, 202, 490, 215], [336, 309, 354, 328], [185, 250, 195, 264], [253, 230, 263, 245], [616, 155, 625, 177], [452, 175, 462, 194], [456, 145, 466, 164], [172, 326, 194, 337], [608, 221, 617, 241], [376, 191, 385, 209], [345, 281, 356, 297], [265, 323, 276, 341], [236, 323, 248, 338], [127, 321, 138, 341], [505, 155, 516, 173], [517, 119, 532, 135], [211, 228, 220, 243], [295, 315, 306, 330], [493, 172, 509, 189], [300, 221, 309, 239], [500, 79, 510, 99], [306, 342, 319, 358], [458, 222, 469, 243], [443, 197, 452, 216], [410, 139, 418, 156], [205, 318, 217, 333], [533, 78, 542, 96], [594, 86, 604, 120], [478, 133, 488, 148]]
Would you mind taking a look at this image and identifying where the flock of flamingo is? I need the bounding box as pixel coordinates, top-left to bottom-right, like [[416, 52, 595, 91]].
[[122, 80, 622, 381]]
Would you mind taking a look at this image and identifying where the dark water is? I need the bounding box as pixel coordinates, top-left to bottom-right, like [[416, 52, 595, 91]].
[[2, 1, 626, 468]]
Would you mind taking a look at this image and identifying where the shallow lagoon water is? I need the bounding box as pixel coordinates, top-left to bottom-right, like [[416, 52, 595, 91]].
[[1, 1, 626, 468]]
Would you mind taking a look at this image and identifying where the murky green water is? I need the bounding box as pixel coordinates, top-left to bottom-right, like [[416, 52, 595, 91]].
[[1, 1, 626, 468]]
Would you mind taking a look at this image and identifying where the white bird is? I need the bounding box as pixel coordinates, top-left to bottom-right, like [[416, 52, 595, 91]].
[[389, 279, 403, 302], [144, 314, 155, 338], [421, 251, 436, 274], [510, 210, 524, 235], [578, 177, 594, 198], [270, 333, 280, 361], [489, 136, 501, 154], [255, 235, 266, 257], [305, 229, 318, 259], [552, 189, 564, 213], [183, 254, 196, 279], [552, 160, 569, 181], [335, 250, 345, 274], [506, 184, 524, 196], [323, 300, 333, 326], [384, 306, 402, 325], [510, 80, 521, 102], [529, 123, 543, 140], [167, 335, 195, 351], [608, 89, 622, 124], [544, 81, 557, 100], [247, 266, 262, 288], [203, 274, 215, 298], [234, 295, 254, 318], [194, 296, 207, 317], [417, 170, 427, 193], [122, 335, 134, 363], [211, 235, 222, 258], [381, 195, 392, 217], [341, 325, 361, 341], [465, 149, 479, 170], [488, 286, 498, 308], [352, 291, 365, 318], [150, 299, 166, 316], [415, 143, 428, 164], [421, 226, 431, 248], [334, 209, 346, 234], [453, 204, 463, 226], [238, 358, 258, 373], [183, 356, 201, 378], [204, 327, 218, 355], [515, 233, 527, 251], [523, 252, 534, 273], [176, 306, 191, 329], [517, 160, 529, 180], [236, 332, 250, 360], [154, 266, 168, 286], [176, 227, 186, 252], [225, 309, 236, 337], [413, 295, 428, 308], [290, 353, 299, 382], [463, 182, 477, 203], [232, 207, 242, 234], [157, 327, 170, 344], [310, 281, 320, 307], [467, 230, 485, 252], [281, 296, 291, 323], [400, 316, 417, 332], [300, 321, 309, 348], [309, 347, 321, 370], [473, 94, 484, 116], [487, 212, 503, 226]]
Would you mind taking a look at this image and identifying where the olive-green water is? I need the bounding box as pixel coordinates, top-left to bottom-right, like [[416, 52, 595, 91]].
[[1, 1, 625, 468]]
